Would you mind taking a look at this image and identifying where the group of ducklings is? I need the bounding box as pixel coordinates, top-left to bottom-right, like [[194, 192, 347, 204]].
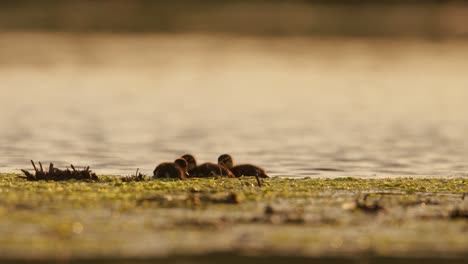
[[153, 154, 269, 180]]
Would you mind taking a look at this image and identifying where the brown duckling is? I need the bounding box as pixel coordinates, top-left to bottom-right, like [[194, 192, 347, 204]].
[[218, 154, 269, 178], [180, 154, 235, 178], [193, 162, 236, 178], [153, 158, 188, 180], [181, 154, 198, 176]]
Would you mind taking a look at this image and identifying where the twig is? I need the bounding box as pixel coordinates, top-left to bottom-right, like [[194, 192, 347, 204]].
[[30, 160, 38, 172], [21, 161, 98, 181], [20, 169, 33, 179], [255, 175, 262, 187]]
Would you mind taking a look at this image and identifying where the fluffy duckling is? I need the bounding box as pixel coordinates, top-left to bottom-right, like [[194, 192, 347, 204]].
[[181, 154, 235, 178], [153, 158, 189, 180], [218, 154, 269, 178], [193, 162, 236, 178], [181, 154, 197, 176]]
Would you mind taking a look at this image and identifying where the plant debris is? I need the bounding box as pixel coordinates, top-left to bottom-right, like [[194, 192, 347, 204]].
[[138, 192, 241, 208], [209, 192, 241, 204], [137, 194, 188, 207], [355, 200, 385, 213], [174, 218, 228, 229], [252, 205, 305, 224], [449, 208, 468, 219], [264, 205, 275, 215], [400, 198, 440, 207], [121, 168, 147, 182], [188, 192, 241, 207], [255, 175, 263, 187], [342, 194, 385, 213], [21, 160, 98, 181]]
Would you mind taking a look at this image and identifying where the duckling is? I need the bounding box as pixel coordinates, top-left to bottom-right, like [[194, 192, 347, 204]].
[[181, 154, 197, 176], [218, 154, 269, 178], [153, 158, 189, 180], [180, 154, 235, 178], [193, 162, 236, 178]]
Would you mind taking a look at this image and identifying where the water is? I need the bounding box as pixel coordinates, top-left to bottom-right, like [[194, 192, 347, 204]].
[[1, 33, 467, 178]]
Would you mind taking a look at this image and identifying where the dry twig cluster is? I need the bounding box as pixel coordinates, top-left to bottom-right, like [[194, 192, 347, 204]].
[[21, 160, 98, 181], [121, 168, 147, 182]]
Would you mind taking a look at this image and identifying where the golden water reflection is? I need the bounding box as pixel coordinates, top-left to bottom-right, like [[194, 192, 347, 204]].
[[0, 33, 467, 177]]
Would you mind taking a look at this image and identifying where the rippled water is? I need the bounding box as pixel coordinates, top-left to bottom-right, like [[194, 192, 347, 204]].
[[1, 33, 467, 178]]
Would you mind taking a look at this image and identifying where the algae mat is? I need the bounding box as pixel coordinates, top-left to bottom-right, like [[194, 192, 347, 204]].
[[0, 174, 466, 263]]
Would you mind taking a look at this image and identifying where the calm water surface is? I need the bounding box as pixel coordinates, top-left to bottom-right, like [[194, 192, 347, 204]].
[[1, 33, 467, 178]]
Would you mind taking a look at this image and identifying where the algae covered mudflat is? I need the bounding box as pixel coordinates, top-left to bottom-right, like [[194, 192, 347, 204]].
[[0, 174, 466, 263]]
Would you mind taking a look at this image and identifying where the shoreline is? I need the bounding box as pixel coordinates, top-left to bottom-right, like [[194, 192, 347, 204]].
[[0, 174, 466, 262], [1, 253, 467, 264]]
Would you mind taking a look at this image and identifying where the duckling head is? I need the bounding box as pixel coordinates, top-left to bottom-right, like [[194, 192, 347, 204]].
[[218, 154, 234, 169], [174, 158, 189, 177], [181, 154, 197, 171]]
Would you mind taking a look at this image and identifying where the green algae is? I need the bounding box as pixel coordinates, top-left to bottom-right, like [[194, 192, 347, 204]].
[[0, 173, 466, 262]]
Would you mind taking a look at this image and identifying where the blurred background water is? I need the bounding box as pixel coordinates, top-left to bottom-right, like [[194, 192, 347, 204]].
[[0, 0, 467, 177]]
